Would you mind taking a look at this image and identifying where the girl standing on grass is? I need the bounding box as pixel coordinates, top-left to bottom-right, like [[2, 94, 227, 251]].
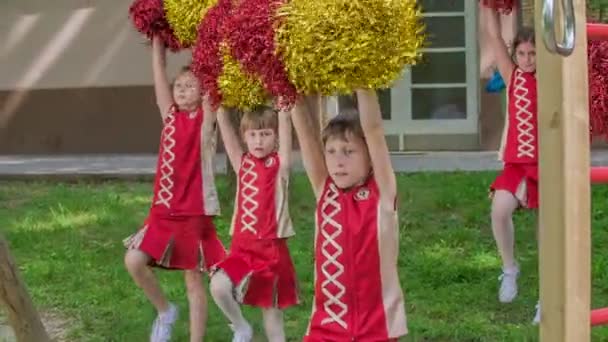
[[482, 5, 541, 324], [122, 35, 226, 342], [292, 90, 408, 341], [209, 102, 299, 342]]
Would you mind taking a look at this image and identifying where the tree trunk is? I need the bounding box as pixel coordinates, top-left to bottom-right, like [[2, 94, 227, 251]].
[[0, 236, 50, 342]]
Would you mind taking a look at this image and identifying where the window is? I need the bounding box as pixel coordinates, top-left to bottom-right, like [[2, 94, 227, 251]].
[[412, 0, 468, 121], [331, 0, 478, 136]]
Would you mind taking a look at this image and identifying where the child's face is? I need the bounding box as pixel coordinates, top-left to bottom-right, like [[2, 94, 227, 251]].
[[324, 133, 371, 189], [173, 71, 201, 111], [514, 41, 536, 73], [243, 128, 277, 159]]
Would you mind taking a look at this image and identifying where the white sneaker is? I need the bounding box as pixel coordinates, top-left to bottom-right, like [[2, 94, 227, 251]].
[[230, 323, 253, 342], [498, 266, 519, 303], [533, 302, 541, 325], [150, 303, 178, 342]]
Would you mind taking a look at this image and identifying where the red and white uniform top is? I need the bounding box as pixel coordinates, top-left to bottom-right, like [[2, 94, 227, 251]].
[[498, 67, 538, 164], [150, 104, 220, 217], [306, 176, 407, 341], [230, 152, 294, 240]]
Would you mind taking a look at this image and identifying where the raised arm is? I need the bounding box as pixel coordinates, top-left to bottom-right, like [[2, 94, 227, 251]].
[[201, 95, 218, 159], [216, 106, 244, 170], [278, 107, 293, 171], [356, 89, 396, 210], [482, 6, 515, 84], [291, 97, 328, 198], [152, 36, 173, 120]]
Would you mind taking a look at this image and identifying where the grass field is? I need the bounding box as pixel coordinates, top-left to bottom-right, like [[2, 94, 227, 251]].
[[2, 172, 608, 341]]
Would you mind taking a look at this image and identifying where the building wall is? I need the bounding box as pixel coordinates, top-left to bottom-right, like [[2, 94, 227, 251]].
[[0, 0, 192, 154], [5, 0, 596, 154]]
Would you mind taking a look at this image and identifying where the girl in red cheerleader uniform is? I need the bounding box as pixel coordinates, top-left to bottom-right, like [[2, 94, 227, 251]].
[[209, 103, 299, 342], [482, 5, 541, 323], [292, 90, 407, 341], [123, 36, 226, 342]]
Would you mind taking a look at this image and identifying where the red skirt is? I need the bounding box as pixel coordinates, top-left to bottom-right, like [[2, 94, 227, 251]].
[[123, 214, 226, 272], [213, 236, 300, 309], [490, 163, 539, 209]]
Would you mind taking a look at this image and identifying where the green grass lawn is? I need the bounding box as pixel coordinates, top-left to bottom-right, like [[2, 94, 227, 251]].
[[2, 172, 608, 341]]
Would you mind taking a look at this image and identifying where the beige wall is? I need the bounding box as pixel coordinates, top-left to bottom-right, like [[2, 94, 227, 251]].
[[1, 0, 191, 90], [0, 0, 194, 154]]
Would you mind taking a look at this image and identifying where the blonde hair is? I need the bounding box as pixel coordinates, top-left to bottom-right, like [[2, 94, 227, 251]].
[[172, 65, 198, 88], [240, 106, 278, 135]]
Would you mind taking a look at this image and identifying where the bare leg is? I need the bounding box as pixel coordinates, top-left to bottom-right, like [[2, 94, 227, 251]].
[[491, 190, 521, 303], [262, 308, 285, 342], [209, 272, 252, 339], [491, 190, 520, 269], [184, 270, 207, 342], [124, 249, 169, 312]]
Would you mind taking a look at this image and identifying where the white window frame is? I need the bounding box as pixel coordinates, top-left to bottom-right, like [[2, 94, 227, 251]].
[[394, 1, 479, 135], [324, 1, 479, 136]]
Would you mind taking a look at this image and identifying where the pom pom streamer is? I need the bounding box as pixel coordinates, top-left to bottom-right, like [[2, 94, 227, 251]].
[[164, 0, 218, 47], [192, 0, 269, 110], [218, 42, 269, 110], [223, 0, 297, 109], [588, 39, 608, 140], [275, 0, 425, 95], [191, 0, 232, 107], [129, 0, 181, 52], [479, 0, 517, 14]]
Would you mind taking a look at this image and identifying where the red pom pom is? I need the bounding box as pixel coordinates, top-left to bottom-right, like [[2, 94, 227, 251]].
[[129, 0, 181, 52], [588, 39, 608, 140], [191, 0, 233, 108], [480, 0, 517, 14], [223, 0, 297, 109]]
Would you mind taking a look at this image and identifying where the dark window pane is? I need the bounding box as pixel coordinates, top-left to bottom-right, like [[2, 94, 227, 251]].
[[420, 0, 464, 12], [412, 52, 466, 84], [338, 89, 391, 120], [412, 88, 467, 120], [378, 89, 391, 120], [424, 17, 465, 47]]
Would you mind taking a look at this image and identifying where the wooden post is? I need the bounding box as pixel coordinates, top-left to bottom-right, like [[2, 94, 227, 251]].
[[0, 236, 50, 342], [535, 0, 590, 341]]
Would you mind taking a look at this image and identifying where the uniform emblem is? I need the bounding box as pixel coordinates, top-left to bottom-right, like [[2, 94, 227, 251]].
[[188, 111, 197, 119], [355, 188, 370, 201], [265, 156, 275, 167]]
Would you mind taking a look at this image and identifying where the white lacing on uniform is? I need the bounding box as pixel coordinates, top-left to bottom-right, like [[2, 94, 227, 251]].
[[320, 183, 347, 329], [240, 157, 259, 235], [513, 69, 535, 159], [154, 113, 176, 208]]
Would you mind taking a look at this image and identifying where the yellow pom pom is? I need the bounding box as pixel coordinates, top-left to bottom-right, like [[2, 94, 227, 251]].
[[165, 0, 217, 46], [218, 42, 269, 111], [275, 0, 426, 95]]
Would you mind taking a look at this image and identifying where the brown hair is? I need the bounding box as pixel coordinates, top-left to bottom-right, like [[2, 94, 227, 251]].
[[321, 109, 365, 146], [512, 26, 535, 56], [172, 65, 197, 87], [240, 106, 278, 135]]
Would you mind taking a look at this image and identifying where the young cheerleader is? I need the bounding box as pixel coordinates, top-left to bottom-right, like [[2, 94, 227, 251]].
[[209, 104, 299, 342], [123, 36, 226, 342], [292, 90, 407, 341], [483, 6, 540, 323]]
